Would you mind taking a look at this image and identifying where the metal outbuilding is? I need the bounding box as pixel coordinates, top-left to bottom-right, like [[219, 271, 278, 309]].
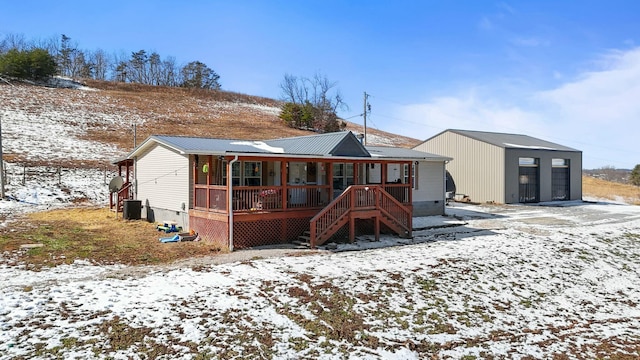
[[414, 129, 582, 204]]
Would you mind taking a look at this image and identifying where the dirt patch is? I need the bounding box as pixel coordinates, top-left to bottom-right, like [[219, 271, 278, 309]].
[[514, 216, 575, 226]]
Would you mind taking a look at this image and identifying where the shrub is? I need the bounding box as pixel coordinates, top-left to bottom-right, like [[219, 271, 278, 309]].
[[0, 48, 57, 81]]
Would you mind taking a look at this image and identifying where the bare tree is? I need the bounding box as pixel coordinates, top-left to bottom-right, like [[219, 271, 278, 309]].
[[280, 72, 346, 112], [279, 72, 348, 133], [0, 33, 29, 53], [280, 73, 307, 104], [90, 49, 109, 80], [148, 52, 161, 85], [160, 56, 179, 86]]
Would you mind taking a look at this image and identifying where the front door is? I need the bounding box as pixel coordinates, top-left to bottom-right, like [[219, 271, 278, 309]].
[[288, 162, 306, 205]]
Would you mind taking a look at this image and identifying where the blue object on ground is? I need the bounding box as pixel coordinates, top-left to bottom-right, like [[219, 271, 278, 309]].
[[159, 234, 180, 243]]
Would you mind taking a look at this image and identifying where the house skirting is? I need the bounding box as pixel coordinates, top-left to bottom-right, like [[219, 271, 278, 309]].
[[189, 209, 319, 250], [144, 205, 189, 230], [413, 200, 445, 217]]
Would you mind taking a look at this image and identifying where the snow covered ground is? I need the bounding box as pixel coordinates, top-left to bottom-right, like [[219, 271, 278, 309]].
[[1, 80, 639, 359], [1, 200, 639, 359], [0, 79, 123, 224]]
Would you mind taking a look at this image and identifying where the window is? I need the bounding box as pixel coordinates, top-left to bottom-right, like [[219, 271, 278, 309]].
[[222, 161, 241, 186], [403, 164, 410, 185], [244, 161, 262, 186], [552, 158, 569, 167], [404, 163, 417, 190], [333, 163, 354, 190], [519, 157, 538, 166]]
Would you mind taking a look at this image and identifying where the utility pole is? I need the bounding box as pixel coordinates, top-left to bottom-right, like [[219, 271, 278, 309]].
[[132, 123, 137, 148], [0, 114, 4, 199], [363, 92, 369, 145]]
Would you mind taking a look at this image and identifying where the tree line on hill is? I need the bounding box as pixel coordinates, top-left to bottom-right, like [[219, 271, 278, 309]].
[[584, 165, 640, 186], [0, 33, 349, 134], [0, 33, 220, 89]]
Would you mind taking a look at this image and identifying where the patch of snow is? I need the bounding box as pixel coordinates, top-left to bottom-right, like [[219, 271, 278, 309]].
[[230, 141, 285, 153], [503, 142, 556, 150], [2, 202, 639, 358]]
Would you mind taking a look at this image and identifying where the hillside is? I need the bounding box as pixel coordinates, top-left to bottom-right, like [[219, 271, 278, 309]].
[[0, 78, 421, 221], [1, 79, 420, 169]]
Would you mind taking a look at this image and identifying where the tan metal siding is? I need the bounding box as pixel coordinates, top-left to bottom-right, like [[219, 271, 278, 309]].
[[415, 132, 505, 203], [136, 143, 190, 214]]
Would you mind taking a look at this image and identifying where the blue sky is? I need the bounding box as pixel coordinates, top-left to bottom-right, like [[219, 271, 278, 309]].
[[2, 1, 640, 169]]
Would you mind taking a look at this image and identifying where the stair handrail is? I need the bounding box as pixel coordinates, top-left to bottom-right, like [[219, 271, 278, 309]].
[[310, 185, 412, 247], [309, 185, 359, 247], [116, 182, 133, 212], [377, 189, 412, 237]]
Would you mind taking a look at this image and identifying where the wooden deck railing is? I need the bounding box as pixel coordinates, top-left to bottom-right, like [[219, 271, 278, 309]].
[[309, 185, 412, 247], [194, 184, 333, 212]]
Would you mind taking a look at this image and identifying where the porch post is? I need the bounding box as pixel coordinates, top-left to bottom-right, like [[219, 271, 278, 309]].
[[192, 155, 197, 209], [205, 155, 211, 210], [353, 162, 359, 185], [381, 161, 387, 185], [327, 161, 333, 198], [281, 161, 288, 210], [409, 161, 414, 204], [281, 161, 288, 241]]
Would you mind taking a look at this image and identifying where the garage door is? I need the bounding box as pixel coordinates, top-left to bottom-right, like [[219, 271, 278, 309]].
[[519, 158, 539, 203], [552, 159, 570, 201]]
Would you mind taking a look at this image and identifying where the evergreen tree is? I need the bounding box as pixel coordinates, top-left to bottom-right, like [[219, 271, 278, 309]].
[[180, 61, 221, 89], [28, 48, 57, 80], [630, 164, 640, 186], [0, 48, 56, 80]]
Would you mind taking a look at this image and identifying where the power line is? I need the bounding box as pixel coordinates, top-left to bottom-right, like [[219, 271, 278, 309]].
[[342, 113, 363, 120]]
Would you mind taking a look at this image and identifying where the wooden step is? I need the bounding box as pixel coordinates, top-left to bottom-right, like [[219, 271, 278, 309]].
[[291, 239, 311, 248]]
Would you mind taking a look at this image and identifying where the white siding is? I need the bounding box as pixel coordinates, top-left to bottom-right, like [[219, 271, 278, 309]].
[[136, 143, 190, 215], [414, 161, 444, 201]]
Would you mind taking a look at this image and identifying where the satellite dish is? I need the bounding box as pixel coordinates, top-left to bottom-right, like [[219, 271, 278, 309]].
[[109, 176, 124, 193]]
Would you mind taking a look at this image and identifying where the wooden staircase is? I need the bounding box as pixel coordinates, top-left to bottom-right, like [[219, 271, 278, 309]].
[[303, 185, 412, 248], [110, 182, 133, 212]]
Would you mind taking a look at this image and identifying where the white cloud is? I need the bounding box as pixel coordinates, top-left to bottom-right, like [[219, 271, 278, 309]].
[[536, 48, 640, 125], [398, 90, 544, 137], [511, 36, 550, 47], [397, 47, 640, 168]]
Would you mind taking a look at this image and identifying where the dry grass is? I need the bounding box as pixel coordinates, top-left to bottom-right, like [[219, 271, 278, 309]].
[[583, 176, 640, 205], [2, 80, 420, 168], [78, 79, 421, 152], [1, 176, 637, 269], [0, 207, 223, 268]]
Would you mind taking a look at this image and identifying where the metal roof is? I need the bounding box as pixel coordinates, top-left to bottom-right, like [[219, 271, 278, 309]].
[[126, 131, 452, 162], [442, 129, 581, 152], [129, 131, 378, 159], [366, 146, 452, 161], [150, 135, 285, 154], [267, 131, 369, 156]]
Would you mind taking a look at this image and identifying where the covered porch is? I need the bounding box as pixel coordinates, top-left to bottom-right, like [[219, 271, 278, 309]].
[[190, 155, 415, 249]]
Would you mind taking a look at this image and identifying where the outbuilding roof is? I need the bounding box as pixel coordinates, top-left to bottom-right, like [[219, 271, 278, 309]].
[[366, 146, 451, 161], [126, 131, 449, 161], [431, 129, 580, 152]]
